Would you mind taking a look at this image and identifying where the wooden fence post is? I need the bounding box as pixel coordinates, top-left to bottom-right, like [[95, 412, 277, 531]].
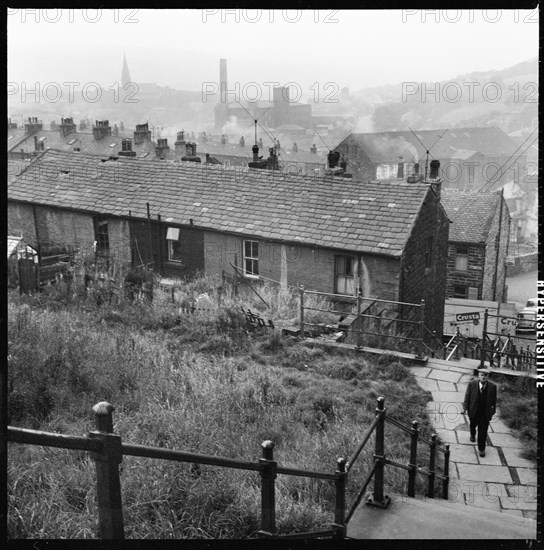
[[333, 457, 347, 538], [367, 397, 390, 508], [88, 402, 124, 539], [356, 292, 363, 349], [428, 433, 437, 499], [417, 299, 425, 358], [407, 420, 419, 498], [442, 444, 450, 500], [299, 285, 305, 337], [258, 440, 277, 537]]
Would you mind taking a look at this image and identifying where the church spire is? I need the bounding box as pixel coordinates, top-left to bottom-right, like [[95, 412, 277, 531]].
[[121, 53, 132, 87]]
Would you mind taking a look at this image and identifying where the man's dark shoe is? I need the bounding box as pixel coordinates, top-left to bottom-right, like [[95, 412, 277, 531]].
[[479, 450, 485, 457], [470, 436, 476, 443]]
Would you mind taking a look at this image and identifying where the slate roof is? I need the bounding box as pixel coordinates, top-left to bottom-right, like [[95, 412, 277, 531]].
[[340, 127, 518, 164], [8, 129, 161, 158], [8, 149, 433, 257], [198, 143, 326, 166], [440, 189, 504, 244]]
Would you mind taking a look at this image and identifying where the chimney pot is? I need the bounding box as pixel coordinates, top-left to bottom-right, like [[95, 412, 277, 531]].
[[429, 159, 440, 179]]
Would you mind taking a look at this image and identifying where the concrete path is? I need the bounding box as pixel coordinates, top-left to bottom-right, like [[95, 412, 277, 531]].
[[408, 356, 537, 523]]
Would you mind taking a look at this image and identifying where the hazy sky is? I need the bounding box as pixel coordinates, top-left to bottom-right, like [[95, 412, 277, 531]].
[[8, 8, 539, 97]]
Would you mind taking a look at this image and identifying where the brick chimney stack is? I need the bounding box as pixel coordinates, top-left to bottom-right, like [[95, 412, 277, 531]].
[[8, 117, 18, 129], [92, 120, 112, 141], [133, 123, 152, 144], [59, 117, 77, 138], [155, 138, 170, 158], [24, 117, 43, 134], [175, 131, 186, 154], [118, 138, 136, 157], [181, 142, 201, 163]]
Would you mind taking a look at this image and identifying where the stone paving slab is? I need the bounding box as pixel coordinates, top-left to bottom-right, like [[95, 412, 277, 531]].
[[500, 447, 535, 469], [456, 464, 513, 484], [476, 446, 502, 466], [415, 377, 439, 391], [434, 428, 457, 444], [523, 511, 537, 520], [430, 390, 465, 403], [427, 370, 464, 383], [488, 433, 523, 448], [409, 366, 432, 378], [500, 497, 537, 511], [516, 468, 537, 486], [459, 481, 507, 497], [505, 485, 538, 500], [447, 443, 479, 464], [437, 381, 456, 391], [502, 509, 525, 518], [456, 383, 468, 393], [488, 419, 512, 434], [464, 497, 502, 513]]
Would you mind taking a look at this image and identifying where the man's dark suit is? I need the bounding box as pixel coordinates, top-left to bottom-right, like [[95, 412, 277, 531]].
[[463, 379, 497, 452]]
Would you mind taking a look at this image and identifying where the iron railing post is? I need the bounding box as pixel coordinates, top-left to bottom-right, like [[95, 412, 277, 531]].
[[333, 457, 347, 539], [88, 402, 124, 539], [480, 309, 488, 369], [407, 420, 419, 498], [428, 434, 437, 499], [442, 444, 450, 500], [258, 440, 277, 537], [366, 397, 390, 508], [299, 285, 305, 337]]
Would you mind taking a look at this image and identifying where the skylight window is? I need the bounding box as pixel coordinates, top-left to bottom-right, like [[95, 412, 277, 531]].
[[67, 139, 77, 145], [109, 143, 117, 148], [139, 152, 149, 158]]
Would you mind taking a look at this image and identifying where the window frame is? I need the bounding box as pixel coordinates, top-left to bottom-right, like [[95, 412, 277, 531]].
[[166, 226, 183, 264], [243, 240, 259, 278], [335, 255, 356, 295], [453, 284, 467, 299], [454, 245, 469, 272], [94, 218, 110, 255]]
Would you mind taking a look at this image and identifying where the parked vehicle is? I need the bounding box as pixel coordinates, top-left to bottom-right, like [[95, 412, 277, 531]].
[[516, 298, 538, 333]]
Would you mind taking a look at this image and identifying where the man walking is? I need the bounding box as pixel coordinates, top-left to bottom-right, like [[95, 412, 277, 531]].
[[462, 368, 497, 457]]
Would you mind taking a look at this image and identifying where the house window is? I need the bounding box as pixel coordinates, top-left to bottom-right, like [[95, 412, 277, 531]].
[[455, 245, 469, 271], [94, 219, 109, 254], [335, 255, 355, 295], [397, 163, 404, 178], [166, 227, 183, 263], [453, 285, 467, 299], [424, 237, 433, 268], [243, 240, 259, 277]]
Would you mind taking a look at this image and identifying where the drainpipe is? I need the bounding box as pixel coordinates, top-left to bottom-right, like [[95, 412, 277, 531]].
[[492, 190, 504, 301]]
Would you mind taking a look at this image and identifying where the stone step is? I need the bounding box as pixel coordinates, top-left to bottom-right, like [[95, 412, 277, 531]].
[[346, 492, 536, 539]]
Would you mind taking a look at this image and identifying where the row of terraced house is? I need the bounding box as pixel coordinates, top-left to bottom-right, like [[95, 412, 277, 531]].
[[8, 117, 515, 339]]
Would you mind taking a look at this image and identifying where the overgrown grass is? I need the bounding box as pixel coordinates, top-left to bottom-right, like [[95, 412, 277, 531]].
[[492, 374, 537, 461], [8, 278, 438, 539]]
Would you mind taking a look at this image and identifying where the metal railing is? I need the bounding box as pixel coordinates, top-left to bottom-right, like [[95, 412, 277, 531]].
[[8, 397, 450, 539], [479, 310, 536, 372], [299, 288, 429, 358]]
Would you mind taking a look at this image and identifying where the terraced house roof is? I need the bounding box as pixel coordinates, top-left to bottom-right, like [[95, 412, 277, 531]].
[[441, 189, 504, 243], [8, 149, 433, 257]]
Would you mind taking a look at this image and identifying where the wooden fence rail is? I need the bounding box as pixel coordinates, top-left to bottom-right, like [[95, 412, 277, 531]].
[[8, 397, 449, 539]]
